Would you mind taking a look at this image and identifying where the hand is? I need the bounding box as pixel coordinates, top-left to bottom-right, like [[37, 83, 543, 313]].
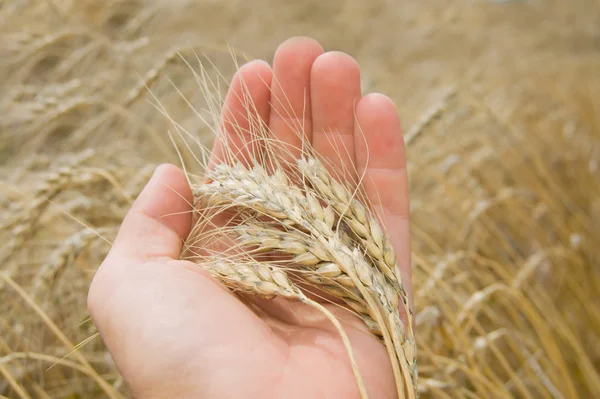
[[88, 37, 411, 399]]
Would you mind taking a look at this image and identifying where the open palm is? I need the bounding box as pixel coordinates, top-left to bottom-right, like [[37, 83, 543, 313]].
[[88, 37, 411, 399]]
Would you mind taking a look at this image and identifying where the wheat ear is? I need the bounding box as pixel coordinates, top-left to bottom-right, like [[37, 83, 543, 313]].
[[234, 224, 376, 326], [297, 157, 417, 380], [195, 161, 416, 398]]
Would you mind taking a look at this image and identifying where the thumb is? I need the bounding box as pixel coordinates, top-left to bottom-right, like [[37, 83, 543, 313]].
[[111, 163, 193, 262]]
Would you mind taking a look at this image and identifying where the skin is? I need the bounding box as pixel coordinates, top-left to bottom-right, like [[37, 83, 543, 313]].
[[88, 37, 412, 399]]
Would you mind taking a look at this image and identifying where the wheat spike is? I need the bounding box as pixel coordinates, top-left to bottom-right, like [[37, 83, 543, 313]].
[[297, 156, 416, 372]]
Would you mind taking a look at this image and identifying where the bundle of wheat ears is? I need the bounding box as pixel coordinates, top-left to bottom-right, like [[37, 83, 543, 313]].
[[166, 90, 416, 398]]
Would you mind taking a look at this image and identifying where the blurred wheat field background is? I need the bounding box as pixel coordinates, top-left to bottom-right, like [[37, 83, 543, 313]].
[[1, 0, 600, 397]]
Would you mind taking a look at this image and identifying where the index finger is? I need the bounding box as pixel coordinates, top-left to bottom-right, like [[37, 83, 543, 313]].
[[208, 60, 273, 170]]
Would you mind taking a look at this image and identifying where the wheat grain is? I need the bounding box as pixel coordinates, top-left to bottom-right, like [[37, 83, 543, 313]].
[[204, 259, 298, 298]]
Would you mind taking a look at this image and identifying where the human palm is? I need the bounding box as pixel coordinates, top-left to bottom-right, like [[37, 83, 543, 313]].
[[88, 37, 411, 398]]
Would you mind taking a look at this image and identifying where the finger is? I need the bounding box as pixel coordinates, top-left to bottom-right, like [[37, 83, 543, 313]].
[[110, 164, 193, 261], [268, 37, 323, 162], [310, 51, 361, 182], [208, 60, 273, 169], [353, 93, 412, 304]]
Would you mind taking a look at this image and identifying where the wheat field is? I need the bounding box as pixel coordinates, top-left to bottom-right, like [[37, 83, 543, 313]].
[[1, 0, 600, 397]]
